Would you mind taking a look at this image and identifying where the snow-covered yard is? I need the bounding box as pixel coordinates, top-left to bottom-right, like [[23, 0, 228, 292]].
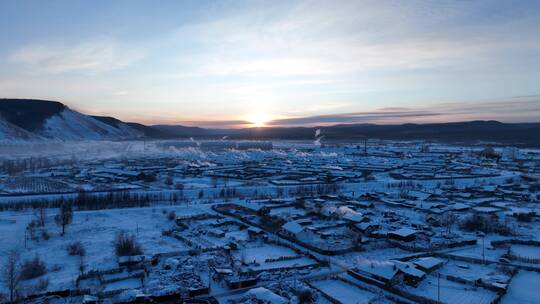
[[310, 279, 380, 304], [405, 275, 498, 304], [501, 270, 540, 304], [0, 205, 207, 294]]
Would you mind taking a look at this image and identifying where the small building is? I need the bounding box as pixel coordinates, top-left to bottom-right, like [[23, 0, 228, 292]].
[[351, 262, 401, 285], [226, 276, 258, 289], [394, 261, 426, 286], [118, 255, 145, 267], [412, 257, 445, 273], [281, 220, 317, 243], [245, 287, 287, 304], [388, 228, 418, 242]]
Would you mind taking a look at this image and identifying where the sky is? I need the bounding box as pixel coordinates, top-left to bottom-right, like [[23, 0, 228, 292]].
[[0, 0, 539, 128]]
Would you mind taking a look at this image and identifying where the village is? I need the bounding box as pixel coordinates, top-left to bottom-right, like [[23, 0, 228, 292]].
[[0, 140, 539, 304]]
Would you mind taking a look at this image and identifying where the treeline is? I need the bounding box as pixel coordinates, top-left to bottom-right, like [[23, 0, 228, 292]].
[[0, 190, 157, 211], [1, 157, 77, 175]]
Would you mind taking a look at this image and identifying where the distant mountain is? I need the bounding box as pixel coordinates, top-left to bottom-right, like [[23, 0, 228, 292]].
[[1, 98, 539, 146], [151, 124, 212, 137], [0, 99, 65, 132], [222, 121, 540, 146], [0, 99, 144, 141]]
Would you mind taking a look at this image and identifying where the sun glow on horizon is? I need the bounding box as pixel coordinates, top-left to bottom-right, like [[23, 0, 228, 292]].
[[245, 112, 272, 127]]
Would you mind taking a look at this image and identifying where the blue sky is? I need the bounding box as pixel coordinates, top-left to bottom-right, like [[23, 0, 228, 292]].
[[1, 0, 539, 127]]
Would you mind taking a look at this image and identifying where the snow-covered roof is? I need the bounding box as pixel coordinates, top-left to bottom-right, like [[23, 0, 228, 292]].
[[356, 262, 398, 281], [246, 287, 287, 304], [394, 261, 426, 278], [412, 257, 444, 270], [282, 221, 304, 234], [389, 227, 417, 237], [451, 202, 470, 210]]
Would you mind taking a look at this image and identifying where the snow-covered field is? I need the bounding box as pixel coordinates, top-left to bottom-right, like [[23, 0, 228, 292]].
[[510, 245, 540, 259], [0, 206, 205, 294], [406, 275, 498, 304], [0, 141, 538, 303], [501, 271, 540, 304], [310, 279, 380, 303]]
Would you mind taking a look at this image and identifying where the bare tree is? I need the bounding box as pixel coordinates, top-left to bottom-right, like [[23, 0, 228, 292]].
[[38, 206, 46, 226], [55, 203, 73, 236], [441, 213, 458, 235], [361, 169, 373, 181], [3, 250, 20, 303]]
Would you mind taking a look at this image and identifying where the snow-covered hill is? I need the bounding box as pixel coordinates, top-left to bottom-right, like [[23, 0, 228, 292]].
[[0, 99, 143, 142], [38, 108, 143, 141], [0, 116, 42, 142]]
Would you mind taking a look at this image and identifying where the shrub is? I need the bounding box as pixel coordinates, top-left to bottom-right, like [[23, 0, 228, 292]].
[[67, 241, 86, 256], [297, 289, 315, 303], [19, 256, 47, 280], [114, 232, 142, 257], [516, 213, 534, 222], [460, 214, 514, 235], [41, 230, 50, 240]]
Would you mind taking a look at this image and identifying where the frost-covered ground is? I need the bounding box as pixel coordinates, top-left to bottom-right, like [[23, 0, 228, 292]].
[[0, 205, 206, 293], [0, 141, 538, 303], [501, 270, 540, 304]]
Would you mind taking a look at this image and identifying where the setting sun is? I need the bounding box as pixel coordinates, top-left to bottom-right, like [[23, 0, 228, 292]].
[[246, 112, 271, 127]]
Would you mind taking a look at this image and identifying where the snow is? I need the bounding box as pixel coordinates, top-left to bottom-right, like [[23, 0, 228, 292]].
[[0, 206, 203, 294], [311, 279, 378, 303], [245, 287, 287, 304], [501, 271, 540, 304], [406, 275, 498, 304], [510, 245, 540, 259], [282, 220, 304, 234], [412, 257, 444, 271], [388, 227, 417, 237], [38, 108, 142, 141]]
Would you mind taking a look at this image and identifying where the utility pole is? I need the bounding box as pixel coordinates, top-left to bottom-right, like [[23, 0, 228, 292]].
[[437, 272, 440, 304], [479, 232, 486, 264], [208, 263, 212, 292], [364, 138, 368, 155]]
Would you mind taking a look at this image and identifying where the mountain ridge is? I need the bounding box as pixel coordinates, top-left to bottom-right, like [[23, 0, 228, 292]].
[[0, 99, 143, 141], [1, 98, 539, 146]]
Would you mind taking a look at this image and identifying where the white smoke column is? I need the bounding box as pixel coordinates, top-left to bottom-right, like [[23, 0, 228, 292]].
[[189, 137, 201, 147], [314, 129, 324, 146]]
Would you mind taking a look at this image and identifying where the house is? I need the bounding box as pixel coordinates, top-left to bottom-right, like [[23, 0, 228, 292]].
[[347, 200, 374, 208], [450, 202, 470, 211], [405, 190, 433, 201], [412, 257, 445, 273], [247, 227, 265, 240], [394, 261, 426, 286], [281, 220, 317, 242], [118, 255, 145, 267], [245, 287, 287, 304], [388, 228, 418, 242], [355, 222, 380, 234], [226, 276, 258, 289], [351, 262, 401, 285]]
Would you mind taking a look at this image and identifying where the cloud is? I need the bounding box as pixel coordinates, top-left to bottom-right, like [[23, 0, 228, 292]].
[[264, 98, 540, 127], [168, 0, 540, 79], [9, 39, 143, 74], [170, 119, 249, 129], [267, 110, 442, 126]]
